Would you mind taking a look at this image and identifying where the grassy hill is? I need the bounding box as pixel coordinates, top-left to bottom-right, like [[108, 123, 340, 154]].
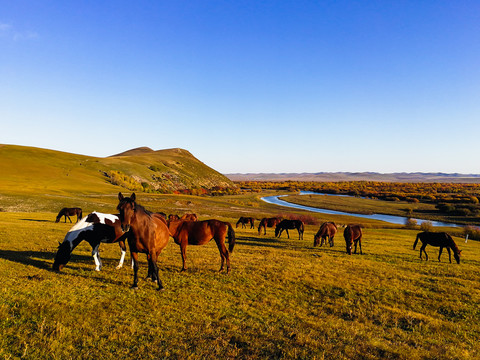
[[0, 144, 235, 212]]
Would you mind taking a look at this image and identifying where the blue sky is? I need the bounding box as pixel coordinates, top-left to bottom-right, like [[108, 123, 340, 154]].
[[1, 1, 479, 174]]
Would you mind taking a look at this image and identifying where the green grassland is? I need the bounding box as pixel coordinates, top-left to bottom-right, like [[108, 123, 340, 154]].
[[1, 145, 480, 359], [1, 193, 480, 359]]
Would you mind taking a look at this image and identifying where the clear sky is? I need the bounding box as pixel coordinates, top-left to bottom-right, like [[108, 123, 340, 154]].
[[1, 1, 479, 174]]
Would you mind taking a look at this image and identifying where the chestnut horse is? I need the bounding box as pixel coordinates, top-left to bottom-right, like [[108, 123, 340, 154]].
[[236, 216, 254, 229], [117, 192, 170, 290], [413, 231, 461, 264], [258, 217, 281, 235], [55, 207, 83, 223], [344, 224, 362, 255], [181, 213, 198, 221], [275, 219, 304, 240], [314, 222, 337, 247], [53, 212, 129, 271], [167, 219, 235, 273]]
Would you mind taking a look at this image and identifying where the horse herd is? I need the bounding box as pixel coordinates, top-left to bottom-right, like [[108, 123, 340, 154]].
[[53, 193, 462, 291]]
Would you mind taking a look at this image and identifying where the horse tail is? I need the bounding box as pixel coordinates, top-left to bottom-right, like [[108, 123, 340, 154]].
[[227, 222, 235, 253], [413, 233, 421, 250]]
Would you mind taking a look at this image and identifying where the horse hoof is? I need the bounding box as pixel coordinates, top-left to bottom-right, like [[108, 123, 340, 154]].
[[131, 285, 139, 290], [157, 287, 165, 292]]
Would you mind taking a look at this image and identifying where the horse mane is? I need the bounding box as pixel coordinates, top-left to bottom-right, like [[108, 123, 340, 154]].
[[446, 233, 460, 253]]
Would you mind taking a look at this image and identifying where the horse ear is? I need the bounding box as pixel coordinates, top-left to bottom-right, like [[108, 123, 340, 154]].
[[131, 193, 136, 201], [118, 192, 124, 201]]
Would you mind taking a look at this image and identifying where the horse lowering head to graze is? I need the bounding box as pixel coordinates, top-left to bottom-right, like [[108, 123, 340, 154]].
[[52, 212, 129, 271], [117, 192, 170, 290], [413, 231, 461, 264], [236, 217, 254, 229], [167, 219, 235, 273], [258, 217, 281, 235], [275, 219, 304, 240], [181, 213, 198, 221], [343, 224, 362, 255], [314, 222, 337, 247], [55, 207, 83, 223]]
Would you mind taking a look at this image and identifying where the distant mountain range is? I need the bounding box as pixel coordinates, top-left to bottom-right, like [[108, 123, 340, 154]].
[[225, 172, 480, 183]]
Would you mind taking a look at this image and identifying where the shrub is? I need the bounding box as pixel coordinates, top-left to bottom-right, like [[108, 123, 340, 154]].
[[405, 218, 417, 229], [420, 221, 433, 232]]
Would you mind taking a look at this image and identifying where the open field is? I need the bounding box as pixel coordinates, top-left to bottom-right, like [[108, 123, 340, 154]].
[[1, 193, 480, 359]]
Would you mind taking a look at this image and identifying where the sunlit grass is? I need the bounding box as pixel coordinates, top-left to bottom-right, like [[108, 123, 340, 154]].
[[1, 205, 480, 359]]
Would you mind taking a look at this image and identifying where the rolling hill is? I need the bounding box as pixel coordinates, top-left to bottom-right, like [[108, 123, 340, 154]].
[[0, 145, 235, 211]]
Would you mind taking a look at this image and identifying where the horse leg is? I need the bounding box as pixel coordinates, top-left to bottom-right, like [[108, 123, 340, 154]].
[[116, 241, 127, 269], [358, 237, 362, 254], [149, 255, 163, 291], [215, 238, 230, 273], [67, 215, 72, 223], [180, 241, 188, 272], [438, 247, 443, 262], [446, 247, 452, 263], [286, 229, 290, 239], [131, 252, 139, 289], [420, 244, 428, 261], [92, 244, 102, 271], [330, 236, 334, 247], [298, 228, 303, 240]]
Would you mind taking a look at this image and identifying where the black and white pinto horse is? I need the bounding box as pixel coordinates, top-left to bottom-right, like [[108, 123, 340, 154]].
[[53, 212, 130, 271]]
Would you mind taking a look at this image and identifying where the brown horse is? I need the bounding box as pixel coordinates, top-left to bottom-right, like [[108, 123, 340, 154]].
[[181, 213, 198, 221], [167, 219, 235, 273], [314, 222, 337, 247], [117, 192, 170, 290], [413, 231, 461, 264], [275, 219, 304, 240], [55, 207, 83, 223], [236, 216, 254, 229], [344, 224, 362, 255], [258, 217, 281, 235]]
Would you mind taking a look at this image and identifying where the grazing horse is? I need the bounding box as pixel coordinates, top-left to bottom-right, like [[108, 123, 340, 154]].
[[181, 213, 198, 221], [344, 224, 362, 255], [413, 231, 461, 264], [314, 222, 337, 247], [275, 219, 304, 240], [167, 219, 235, 273], [258, 217, 281, 235], [236, 216, 255, 229], [53, 212, 129, 271], [55, 207, 83, 223], [117, 192, 170, 290]]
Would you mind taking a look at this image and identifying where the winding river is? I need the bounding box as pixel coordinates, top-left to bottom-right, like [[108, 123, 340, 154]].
[[261, 191, 461, 228]]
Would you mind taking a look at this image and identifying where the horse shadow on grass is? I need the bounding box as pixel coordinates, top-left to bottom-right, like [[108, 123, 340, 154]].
[[235, 235, 288, 249], [0, 249, 54, 271]]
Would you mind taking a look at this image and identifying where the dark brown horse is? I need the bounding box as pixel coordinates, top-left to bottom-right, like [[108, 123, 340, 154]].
[[258, 217, 281, 235], [167, 219, 235, 273], [413, 231, 461, 264], [117, 192, 170, 290], [314, 222, 337, 247], [236, 216, 254, 229], [275, 219, 304, 240], [344, 224, 362, 255], [55, 207, 83, 223], [181, 213, 198, 221]]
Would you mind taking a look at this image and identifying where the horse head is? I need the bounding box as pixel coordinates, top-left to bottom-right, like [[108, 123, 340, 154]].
[[454, 249, 461, 264], [313, 233, 320, 247], [117, 192, 136, 232], [52, 241, 72, 271]]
